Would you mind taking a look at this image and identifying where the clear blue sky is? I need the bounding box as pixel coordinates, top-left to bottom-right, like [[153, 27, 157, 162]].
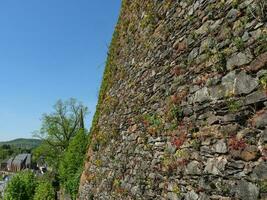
[[0, 0, 121, 141]]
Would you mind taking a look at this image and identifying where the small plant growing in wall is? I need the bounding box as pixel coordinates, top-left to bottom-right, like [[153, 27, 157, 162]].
[[232, 0, 240, 9], [259, 180, 267, 193], [217, 52, 227, 73], [259, 73, 267, 90], [172, 185, 181, 196], [171, 136, 186, 149], [113, 178, 121, 188], [140, 2, 156, 31], [170, 105, 184, 122], [233, 37, 245, 51], [228, 136, 247, 151], [162, 153, 177, 173], [169, 122, 178, 131], [190, 139, 201, 150], [162, 149, 189, 174], [175, 149, 190, 167], [227, 99, 242, 113], [112, 177, 126, 195], [174, 149, 189, 159], [143, 114, 162, 127], [95, 159, 103, 168], [143, 114, 163, 135]]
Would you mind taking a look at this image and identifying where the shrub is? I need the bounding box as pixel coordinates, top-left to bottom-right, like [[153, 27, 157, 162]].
[[34, 181, 55, 200], [4, 171, 36, 200]]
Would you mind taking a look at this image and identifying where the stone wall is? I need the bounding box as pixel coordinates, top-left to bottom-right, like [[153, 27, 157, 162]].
[[79, 0, 267, 199]]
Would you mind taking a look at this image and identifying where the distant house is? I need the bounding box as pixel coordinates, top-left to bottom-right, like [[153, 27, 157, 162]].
[[26, 154, 31, 168], [7, 154, 31, 172]]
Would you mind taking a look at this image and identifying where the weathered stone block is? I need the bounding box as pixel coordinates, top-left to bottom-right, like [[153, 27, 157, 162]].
[[226, 50, 253, 70], [235, 180, 259, 200]]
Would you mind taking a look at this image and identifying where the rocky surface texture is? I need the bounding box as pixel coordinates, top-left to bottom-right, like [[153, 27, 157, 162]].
[[79, 0, 267, 199]]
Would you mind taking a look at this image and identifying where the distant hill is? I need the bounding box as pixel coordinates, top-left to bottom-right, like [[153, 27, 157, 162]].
[[0, 138, 41, 149]]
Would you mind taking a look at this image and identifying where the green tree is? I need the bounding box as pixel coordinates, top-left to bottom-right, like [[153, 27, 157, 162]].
[[4, 171, 36, 200], [59, 129, 88, 199], [32, 142, 59, 169], [34, 98, 88, 169], [33, 181, 55, 200]]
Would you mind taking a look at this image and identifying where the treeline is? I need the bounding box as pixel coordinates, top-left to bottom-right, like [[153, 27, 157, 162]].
[[4, 99, 89, 200], [0, 139, 41, 149]]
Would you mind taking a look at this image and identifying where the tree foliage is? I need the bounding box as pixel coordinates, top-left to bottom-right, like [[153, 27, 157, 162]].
[[3, 99, 89, 200], [32, 142, 59, 169], [33, 181, 55, 200], [34, 98, 88, 169], [4, 172, 36, 200], [4, 172, 56, 200], [59, 129, 88, 199]]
